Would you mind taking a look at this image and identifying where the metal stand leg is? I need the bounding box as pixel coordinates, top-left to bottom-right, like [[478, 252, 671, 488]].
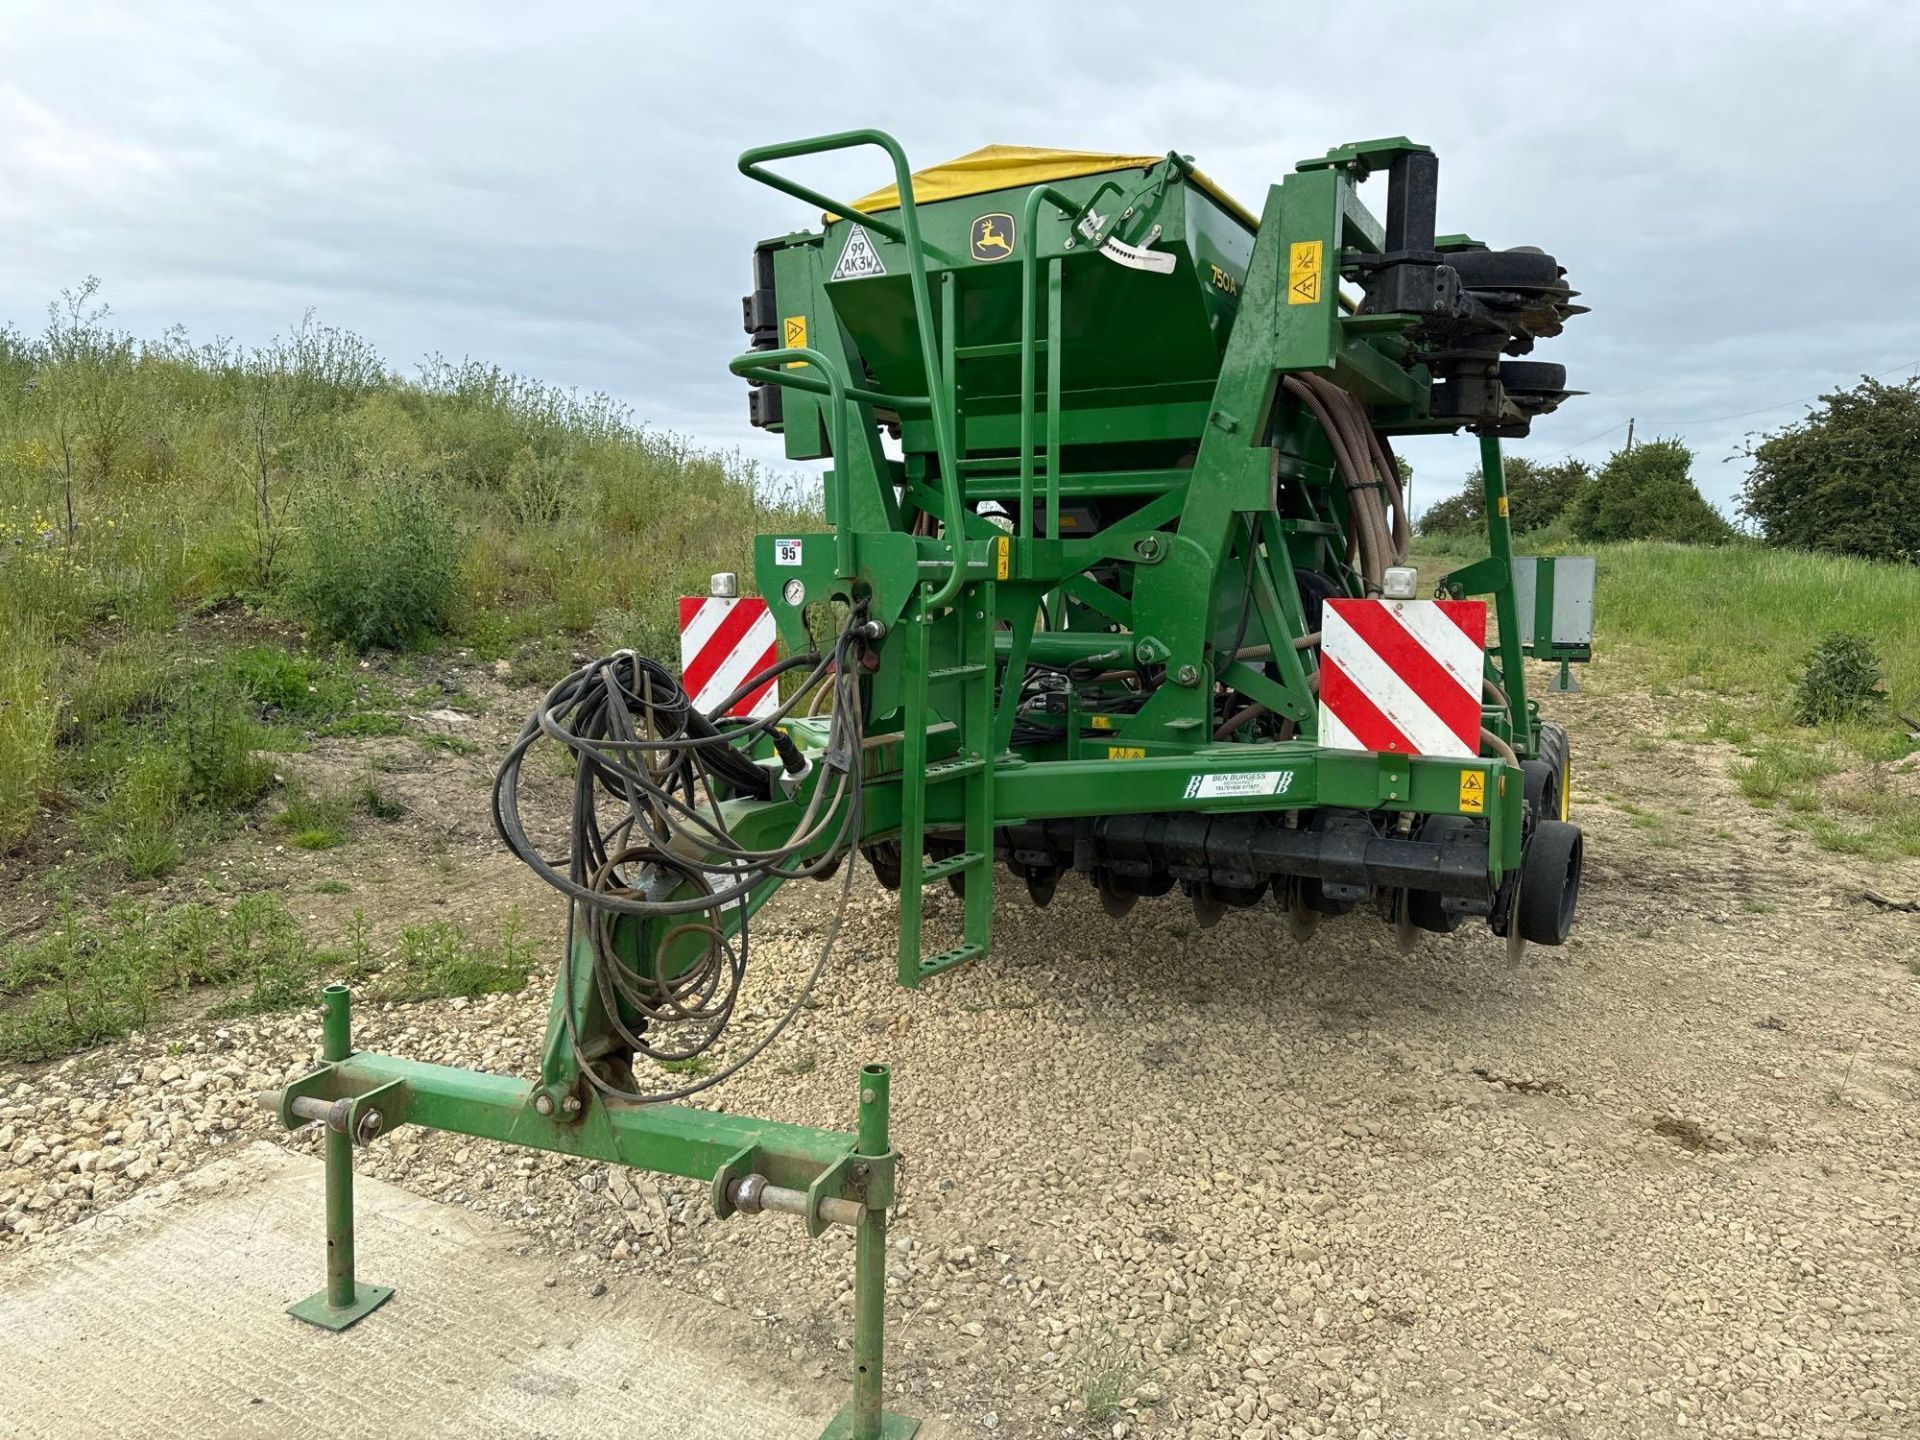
[[289, 985, 394, 1331], [821, 1065, 918, 1439]]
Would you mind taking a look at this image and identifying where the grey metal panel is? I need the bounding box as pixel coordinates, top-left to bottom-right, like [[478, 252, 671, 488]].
[[1509, 558, 1538, 646], [1550, 556, 1596, 645]]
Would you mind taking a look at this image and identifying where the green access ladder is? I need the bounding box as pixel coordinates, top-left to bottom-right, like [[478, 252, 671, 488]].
[[895, 585, 998, 986]]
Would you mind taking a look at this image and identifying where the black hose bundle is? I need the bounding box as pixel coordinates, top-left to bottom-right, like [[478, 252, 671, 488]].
[[491, 607, 867, 1101]]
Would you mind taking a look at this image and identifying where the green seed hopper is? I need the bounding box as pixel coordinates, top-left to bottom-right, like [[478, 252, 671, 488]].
[[259, 129, 1591, 1440]]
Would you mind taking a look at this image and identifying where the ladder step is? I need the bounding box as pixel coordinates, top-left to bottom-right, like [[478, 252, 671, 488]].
[[921, 850, 986, 884], [916, 943, 984, 978], [927, 662, 987, 681], [924, 755, 987, 782], [951, 340, 1046, 361]]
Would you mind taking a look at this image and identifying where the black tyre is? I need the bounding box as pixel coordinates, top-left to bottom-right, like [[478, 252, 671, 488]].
[[1498, 360, 1567, 394], [1536, 721, 1570, 776], [1538, 722, 1572, 821], [1517, 819, 1582, 945], [863, 841, 902, 891], [1522, 759, 1559, 825]]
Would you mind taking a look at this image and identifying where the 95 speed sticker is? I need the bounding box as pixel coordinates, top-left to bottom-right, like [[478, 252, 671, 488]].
[[1183, 770, 1296, 800], [772, 538, 803, 566]]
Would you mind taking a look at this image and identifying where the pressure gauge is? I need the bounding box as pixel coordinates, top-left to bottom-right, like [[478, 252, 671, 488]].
[[781, 578, 806, 607]]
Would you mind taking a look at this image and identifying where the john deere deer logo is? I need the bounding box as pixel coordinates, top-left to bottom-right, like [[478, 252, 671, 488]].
[[969, 212, 1015, 262]]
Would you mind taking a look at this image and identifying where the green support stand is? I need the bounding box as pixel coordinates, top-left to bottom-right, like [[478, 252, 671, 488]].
[[288, 984, 394, 1332], [267, 987, 919, 1436], [819, 1064, 921, 1440]]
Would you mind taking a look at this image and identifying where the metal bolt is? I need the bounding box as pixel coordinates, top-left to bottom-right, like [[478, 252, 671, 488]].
[[562, 1095, 582, 1114], [1064, 237, 1075, 249], [1175, 664, 1200, 687], [533, 1092, 555, 1117], [354, 1108, 384, 1145], [861, 1088, 876, 1105]]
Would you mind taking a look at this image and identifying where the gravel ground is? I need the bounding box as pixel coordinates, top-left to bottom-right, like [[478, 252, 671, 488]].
[[3, 671, 1917, 1439]]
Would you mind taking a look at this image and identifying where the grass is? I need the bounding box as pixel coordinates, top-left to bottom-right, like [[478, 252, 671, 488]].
[[1414, 535, 1920, 858], [275, 778, 351, 850], [357, 780, 406, 820], [0, 894, 332, 1061], [1071, 1323, 1142, 1422], [366, 912, 536, 1003], [0, 284, 819, 860], [0, 896, 538, 1063], [1594, 544, 1917, 857]]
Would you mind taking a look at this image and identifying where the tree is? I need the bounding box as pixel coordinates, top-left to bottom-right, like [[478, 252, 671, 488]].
[[1415, 455, 1592, 536], [1566, 438, 1733, 544], [1739, 376, 1920, 565], [1417, 486, 1480, 536]]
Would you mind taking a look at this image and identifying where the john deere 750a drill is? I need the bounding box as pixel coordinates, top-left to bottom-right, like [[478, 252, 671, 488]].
[[723, 131, 1587, 976]]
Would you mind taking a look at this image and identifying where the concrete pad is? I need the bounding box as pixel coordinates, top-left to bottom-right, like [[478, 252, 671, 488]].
[[0, 1143, 863, 1439]]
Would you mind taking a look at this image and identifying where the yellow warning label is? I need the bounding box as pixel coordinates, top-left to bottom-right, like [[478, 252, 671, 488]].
[[1089, 714, 1113, 730], [1458, 770, 1486, 815], [1559, 760, 1572, 822], [1287, 240, 1324, 306], [995, 534, 1010, 580], [1497, 495, 1510, 518], [782, 315, 807, 368], [1108, 745, 1147, 760]]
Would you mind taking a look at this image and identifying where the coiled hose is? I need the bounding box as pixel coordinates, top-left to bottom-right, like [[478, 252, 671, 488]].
[[492, 607, 868, 1102]]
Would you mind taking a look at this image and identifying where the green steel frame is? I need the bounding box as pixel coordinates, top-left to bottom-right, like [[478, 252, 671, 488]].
[[264, 978, 920, 1440]]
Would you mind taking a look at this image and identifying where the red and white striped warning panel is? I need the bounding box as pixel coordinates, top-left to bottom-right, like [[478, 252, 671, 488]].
[[1318, 598, 1487, 758], [678, 595, 778, 718]]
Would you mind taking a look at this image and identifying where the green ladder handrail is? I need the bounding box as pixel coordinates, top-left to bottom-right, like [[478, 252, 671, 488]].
[[729, 345, 933, 583], [738, 130, 969, 608]]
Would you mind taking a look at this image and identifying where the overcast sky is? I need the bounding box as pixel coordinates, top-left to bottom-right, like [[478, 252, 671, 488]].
[[4, 1, 1916, 517]]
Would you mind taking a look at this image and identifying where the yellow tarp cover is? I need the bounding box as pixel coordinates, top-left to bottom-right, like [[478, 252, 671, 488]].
[[842, 145, 1258, 230]]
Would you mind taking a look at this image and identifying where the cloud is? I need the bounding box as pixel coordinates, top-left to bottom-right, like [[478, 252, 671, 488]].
[[2, 0, 1915, 514]]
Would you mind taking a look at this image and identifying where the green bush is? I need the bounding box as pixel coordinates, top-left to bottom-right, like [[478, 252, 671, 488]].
[[70, 674, 270, 879], [1793, 633, 1888, 726], [1417, 456, 1592, 537], [178, 676, 274, 807], [1566, 439, 1734, 545], [1741, 377, 1920, 565], [288, 478, 461, 650]]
